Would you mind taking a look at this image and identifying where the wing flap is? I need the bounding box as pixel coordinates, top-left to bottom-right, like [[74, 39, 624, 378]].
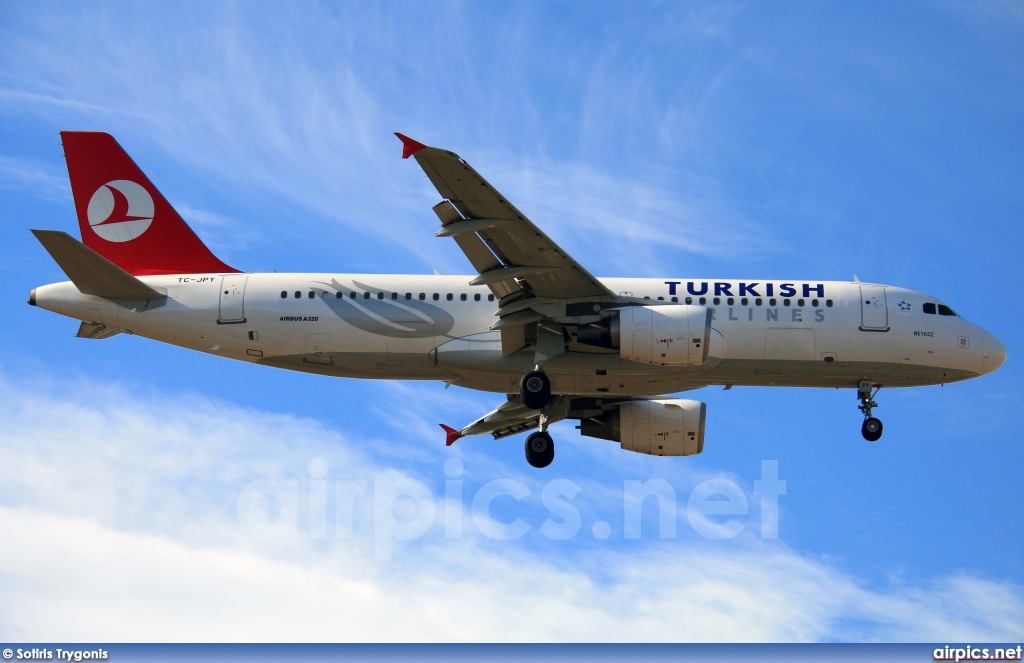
[[461, 396, 543, 439], [76, 321, 122, 339], [446, 395, 570, 441]]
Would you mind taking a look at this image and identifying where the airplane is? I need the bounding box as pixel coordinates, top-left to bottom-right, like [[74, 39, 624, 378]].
[[28, 132, 1007, 468]]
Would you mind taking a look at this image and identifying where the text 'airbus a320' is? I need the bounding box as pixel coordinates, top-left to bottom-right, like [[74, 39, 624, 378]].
[[28, 132, 1006, 467]]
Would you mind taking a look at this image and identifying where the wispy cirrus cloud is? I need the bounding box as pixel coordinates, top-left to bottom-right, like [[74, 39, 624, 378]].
[[0, 155, 69, 204], [0, 3, 780, 276]]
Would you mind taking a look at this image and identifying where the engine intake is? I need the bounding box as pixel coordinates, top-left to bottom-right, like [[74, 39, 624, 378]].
[[580, 398, 706, 456]]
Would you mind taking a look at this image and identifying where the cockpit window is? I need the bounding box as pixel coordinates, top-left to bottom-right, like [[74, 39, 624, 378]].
[[938, 304, 957, 317], [923, 303, 936, 314]]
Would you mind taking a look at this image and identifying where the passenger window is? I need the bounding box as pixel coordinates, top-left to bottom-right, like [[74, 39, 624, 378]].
[[336, 292, 342, 299], [671, 297, 678, 303], [783, 299, 791, 307], [377, 292, 384, 299], [938, 304, 956, 316], [280, 291, 287, 299], [460, 293, 467, 301], [727, 297, 734, 305], [923, 303, 937, 314], [433, 293, 440, 301], [391, 292, 398, 300], [419, 293, 426, 300], [405, 293, 412, 300], [699, 297, 706, 305], [797, 299, 805, 307], [657, 296, 664, 301], [308, 291, 315, 299], [769, 298, 777, 306], [685, 297, 692, 305], [350, 292, 356, 299], [294, 291, 301, 299], [812, 299, 819, 307], [826, 299, 833, 307], [740, 298, 748, 306], [364, 292, 370, 300], [474, 293, 481, 301], [755, 298, 762, 306], [713, 297, 720, 305], [488, 294, 495, 302], [446, 293, 453, 301]]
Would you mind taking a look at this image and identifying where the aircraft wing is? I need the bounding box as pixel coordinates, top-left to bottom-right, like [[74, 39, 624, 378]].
[[441, 395, 569, 444], [397, 134, 617, 303]]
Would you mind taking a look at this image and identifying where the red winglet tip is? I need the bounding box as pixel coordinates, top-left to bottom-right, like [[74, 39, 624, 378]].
[[439, 424, 463, 446], [395, 132, 428, 159]]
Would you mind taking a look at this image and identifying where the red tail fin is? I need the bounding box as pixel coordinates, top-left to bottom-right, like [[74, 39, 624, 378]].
[[61, 132, 238, 276]]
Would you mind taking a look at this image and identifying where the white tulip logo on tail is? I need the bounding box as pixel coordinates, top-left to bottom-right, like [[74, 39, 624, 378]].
[[87, 180, 154, 242]]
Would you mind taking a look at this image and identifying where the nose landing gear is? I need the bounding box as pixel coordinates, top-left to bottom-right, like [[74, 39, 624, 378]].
[[858, 380, 883, 442]]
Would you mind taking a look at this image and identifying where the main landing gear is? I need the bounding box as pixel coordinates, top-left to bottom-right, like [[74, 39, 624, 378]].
[[857, 380, 883, 442], [521, 368, 555, 467], [520, 370, 551, 410], [525, 430, 554, 468]]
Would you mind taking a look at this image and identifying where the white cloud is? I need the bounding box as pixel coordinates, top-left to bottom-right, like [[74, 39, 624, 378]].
[[0, 370, 1020, 642]]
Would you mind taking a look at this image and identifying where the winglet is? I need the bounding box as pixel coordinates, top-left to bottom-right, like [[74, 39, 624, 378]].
[[439, 424, 463, 446], [395, 133, 428, 159]]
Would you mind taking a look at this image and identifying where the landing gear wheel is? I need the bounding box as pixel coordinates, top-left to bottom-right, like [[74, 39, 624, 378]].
[[861, 417, 883, 442], [525, 431, 555, 468], [520, 370, 551, 410], [856, 381, 883, 442]]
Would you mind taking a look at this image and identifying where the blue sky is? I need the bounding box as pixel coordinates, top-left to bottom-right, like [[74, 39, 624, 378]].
[[1, 0, 1022, 642]]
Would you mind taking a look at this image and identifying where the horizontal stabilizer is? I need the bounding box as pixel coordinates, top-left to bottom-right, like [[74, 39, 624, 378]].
[[32, 230, 165, 301], [77, 321, 122, 339]]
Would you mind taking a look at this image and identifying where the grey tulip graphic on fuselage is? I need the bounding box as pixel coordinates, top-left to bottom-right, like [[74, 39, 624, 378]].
[[316, 278, 456, 339]]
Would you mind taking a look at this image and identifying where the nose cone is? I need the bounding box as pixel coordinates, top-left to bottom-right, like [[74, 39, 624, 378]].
[[982, 331, 1007, 374]]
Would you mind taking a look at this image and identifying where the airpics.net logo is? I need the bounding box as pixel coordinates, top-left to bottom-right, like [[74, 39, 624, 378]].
[[86, 179, 154, 243], [237, 459, 788, 559]]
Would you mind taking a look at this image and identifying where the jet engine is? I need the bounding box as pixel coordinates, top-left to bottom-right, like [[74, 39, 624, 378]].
[[576, 305, 711, 366], [579, 398, 706, 456]]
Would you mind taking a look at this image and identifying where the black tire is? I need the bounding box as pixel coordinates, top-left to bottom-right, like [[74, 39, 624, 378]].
[[520, 370, 551, 410], [525, 432, 555, 468], [861, 417, 883, 442]]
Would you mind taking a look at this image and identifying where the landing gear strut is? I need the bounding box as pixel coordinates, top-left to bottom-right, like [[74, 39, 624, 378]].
[[520, 370, 551, 410], [857, 380, 883, 442], [525, 431, 554, 468]]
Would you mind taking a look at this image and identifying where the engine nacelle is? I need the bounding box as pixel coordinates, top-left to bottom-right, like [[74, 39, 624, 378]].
[[580, 398, 706, 456], [617, 305, 711, 366]]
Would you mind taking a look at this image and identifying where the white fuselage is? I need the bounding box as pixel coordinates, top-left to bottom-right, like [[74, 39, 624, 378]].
[[31, 274, 1004, 396]]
